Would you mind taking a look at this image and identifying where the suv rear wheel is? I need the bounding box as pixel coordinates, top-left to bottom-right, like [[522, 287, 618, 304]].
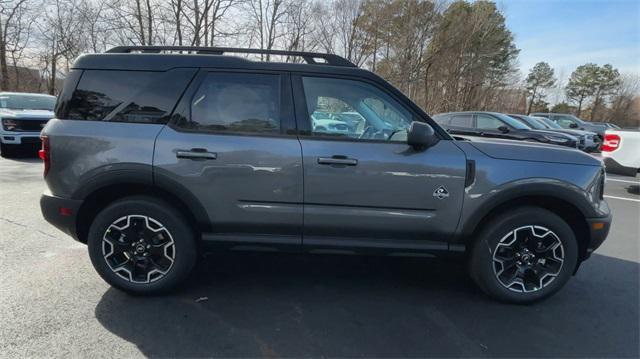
[[87, 196, 197, 294], [469, 206, 578, 303]]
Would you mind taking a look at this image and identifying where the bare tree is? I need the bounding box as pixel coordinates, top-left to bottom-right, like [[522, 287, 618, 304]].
[[0, 0, 32, 90], [245, 0, 290, 60]]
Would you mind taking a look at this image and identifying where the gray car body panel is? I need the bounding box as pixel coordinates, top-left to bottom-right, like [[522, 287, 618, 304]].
[[44, 119, 162, 198], [452, 140, 608, 239], [153, 125, 304, 238], [299, 138, 466, 245]]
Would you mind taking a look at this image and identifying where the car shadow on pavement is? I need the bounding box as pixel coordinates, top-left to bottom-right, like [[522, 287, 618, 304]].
[[626, 185, 639, 195], [95, 251, 639, 358]]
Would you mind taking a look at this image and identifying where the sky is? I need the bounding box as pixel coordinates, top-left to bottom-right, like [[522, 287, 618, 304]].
[[499, 0, 640, 81]]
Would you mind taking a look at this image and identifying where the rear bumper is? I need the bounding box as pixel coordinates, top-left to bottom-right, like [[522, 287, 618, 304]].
[[40, 192, 83, 241]]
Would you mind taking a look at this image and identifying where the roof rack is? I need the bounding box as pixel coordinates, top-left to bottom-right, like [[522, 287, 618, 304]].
[[105, 46, 356, 67]]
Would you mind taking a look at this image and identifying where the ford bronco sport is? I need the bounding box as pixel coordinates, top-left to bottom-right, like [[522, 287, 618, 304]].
[[40, 46, 611, 303]]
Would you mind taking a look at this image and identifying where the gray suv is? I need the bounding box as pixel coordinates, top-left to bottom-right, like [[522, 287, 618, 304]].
[[40, 46, 611, 303]]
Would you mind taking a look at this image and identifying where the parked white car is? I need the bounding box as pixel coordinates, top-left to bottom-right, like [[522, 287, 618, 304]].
[[601, 129, 640, 177], [0, 92, 56, 157]]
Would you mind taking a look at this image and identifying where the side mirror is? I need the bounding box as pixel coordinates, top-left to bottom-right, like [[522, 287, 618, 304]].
[[498, 125, 510, 133], [407, 121, 438, 150], [569, 123, 578, 128]]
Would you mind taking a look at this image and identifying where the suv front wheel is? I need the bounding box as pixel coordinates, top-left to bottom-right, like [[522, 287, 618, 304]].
[[469, 206, 578, 303], [87, 196, 197, 294]]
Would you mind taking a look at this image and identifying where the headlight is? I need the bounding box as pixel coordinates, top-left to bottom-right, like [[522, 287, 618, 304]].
[[543, 135, 569, 143], [2, 118, 17, 131]]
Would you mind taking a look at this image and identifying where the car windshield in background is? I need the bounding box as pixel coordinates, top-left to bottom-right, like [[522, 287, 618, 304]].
[[531, 118, 552, 129], [494, 113, 530, 130], [511, 115, 546, 130], [536, 117, 562, 129], [0, 95, 56, 111]]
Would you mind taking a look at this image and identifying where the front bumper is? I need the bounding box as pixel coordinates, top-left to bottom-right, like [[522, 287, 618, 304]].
[[583, 212, 612, 258], [0, 132, 41, 145], [40, 192, 83, 241]]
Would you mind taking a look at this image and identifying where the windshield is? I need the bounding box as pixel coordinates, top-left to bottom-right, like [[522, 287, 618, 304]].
[[531, 118, 551, 129], [494, 113, 530, 130], [0, 94, 56, 111], [511, 115, 546, 130], [557, 114, 584, 124], [536, 117, 562, 129]]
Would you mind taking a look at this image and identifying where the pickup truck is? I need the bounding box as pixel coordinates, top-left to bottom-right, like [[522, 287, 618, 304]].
[[601, 129, 640, 177]]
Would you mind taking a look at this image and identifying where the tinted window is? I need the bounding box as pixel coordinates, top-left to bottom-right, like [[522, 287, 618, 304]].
[[450, 115, 473, 128], [188, 73, 281, 134], [0, 94, 56, 111], [476, 114, 504, 130], [302, 76, 412, 141], [555, 117, 576, 128], [66, 69, 196, 123]]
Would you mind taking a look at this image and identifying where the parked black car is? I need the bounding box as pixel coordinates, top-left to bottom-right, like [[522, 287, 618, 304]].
[[508, 114, 600, 152], [531, 113, 607, 139], [433, 111, 579, 148]]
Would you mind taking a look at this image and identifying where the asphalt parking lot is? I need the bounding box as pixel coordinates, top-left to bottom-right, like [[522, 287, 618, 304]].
[[1, 150, 638, 358]]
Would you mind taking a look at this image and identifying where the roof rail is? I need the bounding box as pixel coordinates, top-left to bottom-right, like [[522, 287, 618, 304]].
[[105, 46, 357, 67]]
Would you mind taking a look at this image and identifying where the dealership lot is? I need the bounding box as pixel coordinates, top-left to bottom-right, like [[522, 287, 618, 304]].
[[0, 152, 638, 358]]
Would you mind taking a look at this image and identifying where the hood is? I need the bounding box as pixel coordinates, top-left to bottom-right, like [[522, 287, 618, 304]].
[[525, 129, 577, 140], [550, 128, 596, 136], [0, 108, 55, 119], [464, 137, 601, 166]]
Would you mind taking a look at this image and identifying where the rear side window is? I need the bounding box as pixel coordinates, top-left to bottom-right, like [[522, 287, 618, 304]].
[[450, 114, 473, 128], [64, 69, 196, 123], [186, 73, 281, 134]]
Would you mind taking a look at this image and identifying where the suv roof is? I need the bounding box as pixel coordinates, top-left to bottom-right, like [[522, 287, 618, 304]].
[[73, 46, 372, 78]]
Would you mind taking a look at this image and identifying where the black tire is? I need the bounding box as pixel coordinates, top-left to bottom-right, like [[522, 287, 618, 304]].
[[469, 206, 578, 304], [0, 143, 16, 158], [87, 196, 197, 294]]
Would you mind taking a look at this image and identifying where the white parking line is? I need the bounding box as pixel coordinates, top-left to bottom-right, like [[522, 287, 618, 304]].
[[606, 178, 640, 184], [604, 195, 640, 203]]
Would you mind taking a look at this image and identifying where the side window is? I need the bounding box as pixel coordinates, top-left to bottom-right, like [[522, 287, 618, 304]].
[[476, 114, 504, 130], [450, 114, 473, 128], [555, 117, 574, 128], [188, 73, 281, 134], [66, 69, 195, 123], [301, 76, 413, 141]]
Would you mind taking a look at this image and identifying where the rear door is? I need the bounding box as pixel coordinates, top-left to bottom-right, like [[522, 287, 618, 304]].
[[153, 70, 303, 244], [293, 75, 467, 249]]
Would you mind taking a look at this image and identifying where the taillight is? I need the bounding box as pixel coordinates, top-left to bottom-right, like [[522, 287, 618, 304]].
[[601, 133, 620, 152], [39, 135, 50, 177]]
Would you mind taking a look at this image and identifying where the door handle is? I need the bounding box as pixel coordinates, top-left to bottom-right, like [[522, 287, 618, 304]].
[[317, 156, 358, 166], [176, 148, 217, 160]]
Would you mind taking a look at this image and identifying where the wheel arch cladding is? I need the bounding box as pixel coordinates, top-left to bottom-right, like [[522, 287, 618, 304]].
[[467, 195, 591, 264], [75, 182, 210, 244]]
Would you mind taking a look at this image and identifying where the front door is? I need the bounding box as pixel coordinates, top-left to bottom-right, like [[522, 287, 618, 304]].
[[154, 71, 303, 243], [294, 75, 467, 248]]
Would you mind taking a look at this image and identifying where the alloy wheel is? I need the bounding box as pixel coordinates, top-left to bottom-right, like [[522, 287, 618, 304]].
[[102, 215, 176, 283], [492, 225, 564, 293]]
